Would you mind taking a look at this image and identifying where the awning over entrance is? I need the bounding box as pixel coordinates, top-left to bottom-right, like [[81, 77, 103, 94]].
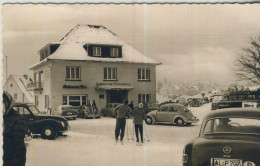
[[96, 85, 133, 90]]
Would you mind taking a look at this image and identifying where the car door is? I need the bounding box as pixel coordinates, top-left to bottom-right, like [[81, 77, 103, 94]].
[[14, 106, 35, 131], [168, 106, 178, 122], [156, 106, 169, 122]]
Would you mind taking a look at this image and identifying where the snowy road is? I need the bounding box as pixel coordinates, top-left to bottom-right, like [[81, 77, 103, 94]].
[[26, 103, 211, 166]]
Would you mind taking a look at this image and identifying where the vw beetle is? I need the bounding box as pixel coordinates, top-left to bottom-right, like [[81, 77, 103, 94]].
[[145, 103, 198, 126]]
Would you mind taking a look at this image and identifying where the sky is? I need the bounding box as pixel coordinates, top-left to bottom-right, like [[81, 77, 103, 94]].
[[2, 4, 260, 84]]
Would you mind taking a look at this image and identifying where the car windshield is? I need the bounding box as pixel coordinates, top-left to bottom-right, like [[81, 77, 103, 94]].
[[203, 117, 260, 136], [28, 105, 41, 115]]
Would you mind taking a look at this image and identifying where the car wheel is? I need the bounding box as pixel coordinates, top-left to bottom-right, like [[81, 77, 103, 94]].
[[73, 117, 76, 120], [186, 123, 191, 126], [145, 117, 153, 125], [41, 125, 57, 140], [83, 114, 87, 119], [102, 113, 107, 117], [175, 118, 184, 126]]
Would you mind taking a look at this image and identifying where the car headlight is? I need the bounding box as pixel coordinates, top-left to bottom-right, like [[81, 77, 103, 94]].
[[61, 121, 65, 127]]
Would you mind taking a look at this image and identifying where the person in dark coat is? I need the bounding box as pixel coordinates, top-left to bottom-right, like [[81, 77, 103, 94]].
[[133, 103, 146, 145], [128, 101, 134, 111], [113, 99, 132, 144], [3, 91, 27, 166]]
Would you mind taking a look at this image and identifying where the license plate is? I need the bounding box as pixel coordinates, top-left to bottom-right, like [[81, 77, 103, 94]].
[[211, 158, 242, 166], [67, 112, 72, 115]]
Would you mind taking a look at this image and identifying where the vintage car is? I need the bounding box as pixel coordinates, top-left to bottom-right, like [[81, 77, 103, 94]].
[[56, 105, 79, 120], [13, 103, 69, 140], [101, 103, 121, 117], [183, 108, 260, 166], [78, 104, 101, 119], [188, 98, 202, 107], [145, 103, 199, 126]]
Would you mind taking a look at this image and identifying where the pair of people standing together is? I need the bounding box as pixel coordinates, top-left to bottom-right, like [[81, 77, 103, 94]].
[[113, 99, 146, 145]]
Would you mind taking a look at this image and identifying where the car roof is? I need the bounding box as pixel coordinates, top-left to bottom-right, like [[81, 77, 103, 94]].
[[13, 102, 34, 106], [205, 108, 260, 120], [160, 103, 184, 107]]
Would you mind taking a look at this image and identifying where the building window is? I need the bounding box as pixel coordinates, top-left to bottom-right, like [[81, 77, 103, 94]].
[[104, 67, 117, 80], [14, 93, 17, 99], [62, 95, 88, 106], [110, 48, 119, 57], [66, 67, 81, 80], [35, 95, 39, 107], [93, 47, 101, 56], [99, 94, 104, 99], [138, 68, 150, 80], [138, 94, 150, 104], [45, 95, 49, 108]]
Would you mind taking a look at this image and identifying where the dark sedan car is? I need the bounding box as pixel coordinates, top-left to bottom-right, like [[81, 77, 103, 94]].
[[13, 103, 69, 140], [183, 108, 260, 166]]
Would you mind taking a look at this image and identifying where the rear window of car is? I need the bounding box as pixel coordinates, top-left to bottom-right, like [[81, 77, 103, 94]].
[[203, 117, 260, 135]]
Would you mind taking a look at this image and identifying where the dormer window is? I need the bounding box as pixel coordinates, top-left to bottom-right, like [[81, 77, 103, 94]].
[[110, 48, 119, 57], [93, 47, 101, 56]]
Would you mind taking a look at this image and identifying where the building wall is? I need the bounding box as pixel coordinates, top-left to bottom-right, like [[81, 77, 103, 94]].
[[33, 64, 51, 112], [49, 60, 156, 112], [3, 77, 30, 103]]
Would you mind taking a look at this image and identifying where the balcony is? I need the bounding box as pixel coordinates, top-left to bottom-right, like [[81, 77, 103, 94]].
[[27, 82, 43, 91]]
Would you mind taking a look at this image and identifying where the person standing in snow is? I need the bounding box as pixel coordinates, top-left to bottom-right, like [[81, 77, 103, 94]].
[[114, 99, 132, 144], [133, 103, 146, 145], [3, 91, 27, 166]]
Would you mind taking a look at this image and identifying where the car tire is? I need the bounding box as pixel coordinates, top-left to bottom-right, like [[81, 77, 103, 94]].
[[102, 113, 107, 117], [145, 117, 153, 125], [175, 118, 184, 126], [83, 114, 87, 119], [73, 117, 76, 120], [41, 125, 57, 140]]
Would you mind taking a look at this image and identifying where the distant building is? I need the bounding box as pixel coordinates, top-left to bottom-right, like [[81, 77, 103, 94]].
[[29, 24, 161, 113], [3, 74, 33, 103]]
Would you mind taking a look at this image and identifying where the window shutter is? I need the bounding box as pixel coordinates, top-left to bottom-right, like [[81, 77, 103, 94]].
[[66, 67, 70, 79], [147, 69, 150, 80], [104, 68, 107, 79], [138, 69, 141, 79]]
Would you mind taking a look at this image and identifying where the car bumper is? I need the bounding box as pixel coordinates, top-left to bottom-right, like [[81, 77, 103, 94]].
[[187, 119, 199, 123], [63, 115, 77, 119]]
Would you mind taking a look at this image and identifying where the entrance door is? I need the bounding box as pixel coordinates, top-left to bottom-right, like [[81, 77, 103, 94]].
[[107, 90, 128, 103]]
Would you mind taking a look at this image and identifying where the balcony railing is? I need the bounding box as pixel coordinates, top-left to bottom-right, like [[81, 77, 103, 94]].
[[27, 82, 43, 90]]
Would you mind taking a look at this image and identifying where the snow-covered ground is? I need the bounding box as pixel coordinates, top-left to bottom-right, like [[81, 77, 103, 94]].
[[26, 103, 211, 166]]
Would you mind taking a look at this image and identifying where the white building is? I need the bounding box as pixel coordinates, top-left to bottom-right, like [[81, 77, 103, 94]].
[[3, 74, 33, 103], [29, 24, 161, 113]]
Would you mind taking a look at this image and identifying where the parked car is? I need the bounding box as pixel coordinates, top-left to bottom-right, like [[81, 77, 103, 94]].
[[145, 103, 199, 126], [183, 108, 260, 166], [13, 103, 69, 140], [177, 98, 189, 107], [101, 103, 121, 117], [188, 98, 202, 107], [78, 104, 101, 119], [56, 105, 79, 120], [202, 97, 209, 104], [143, 104, 159, 114]]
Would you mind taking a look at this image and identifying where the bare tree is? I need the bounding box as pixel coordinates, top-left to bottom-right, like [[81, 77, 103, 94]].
[[236, 35, 260, 85]]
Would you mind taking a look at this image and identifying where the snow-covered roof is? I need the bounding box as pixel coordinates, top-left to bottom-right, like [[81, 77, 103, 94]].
[[7, 75, 33, 102], [30, 24, 160, 69]]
